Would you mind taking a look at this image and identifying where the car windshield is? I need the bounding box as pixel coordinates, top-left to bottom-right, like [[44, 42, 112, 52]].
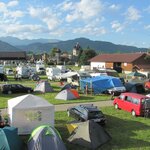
[[88, 111, 103, 119], [107, 71, 119, 77]]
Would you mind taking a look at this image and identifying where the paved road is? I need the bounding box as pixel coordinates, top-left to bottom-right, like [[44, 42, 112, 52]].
[[55, 100, 113, 111], [0, 100, 113, 115]]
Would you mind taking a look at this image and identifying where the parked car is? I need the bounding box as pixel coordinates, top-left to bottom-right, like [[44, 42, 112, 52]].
[[0, 84, 33, 94], [113, 92, 150, 117], [0, 73, 7, 81], [29, 73, 40, 81], [67, 104, 106, 125]]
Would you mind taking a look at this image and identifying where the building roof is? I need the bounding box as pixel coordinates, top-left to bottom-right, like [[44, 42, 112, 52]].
[[136, 64, 150, 70], [89, 53, 146, 63], [0, 51, 26, 60]]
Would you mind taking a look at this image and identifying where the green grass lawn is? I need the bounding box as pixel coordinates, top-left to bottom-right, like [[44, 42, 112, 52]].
[[0, 76, 112, 108], [55, 107, 150, 150], [0, 76, 150, 150]]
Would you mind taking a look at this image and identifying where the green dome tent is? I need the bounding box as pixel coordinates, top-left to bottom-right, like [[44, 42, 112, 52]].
[[28, 125, 67, 150], [0, 127, 23, 150]]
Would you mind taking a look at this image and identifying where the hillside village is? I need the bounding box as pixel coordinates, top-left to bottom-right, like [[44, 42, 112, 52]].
[[0, 44, 150, 150], [1, 0, 150, 149]]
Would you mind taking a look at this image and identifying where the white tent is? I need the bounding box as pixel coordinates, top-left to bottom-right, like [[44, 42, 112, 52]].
[[8, 94, 54, 135], [34, 81, 53, 93]]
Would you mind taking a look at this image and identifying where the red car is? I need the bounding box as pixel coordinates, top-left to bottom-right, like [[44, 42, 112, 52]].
[[113, 92, 150, 116]]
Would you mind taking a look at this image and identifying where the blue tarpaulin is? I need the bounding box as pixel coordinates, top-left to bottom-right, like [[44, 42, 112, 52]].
[[80, 76, 123, 94]]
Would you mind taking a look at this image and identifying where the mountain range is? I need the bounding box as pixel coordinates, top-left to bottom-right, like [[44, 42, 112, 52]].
[[0, 36, 148, 54]]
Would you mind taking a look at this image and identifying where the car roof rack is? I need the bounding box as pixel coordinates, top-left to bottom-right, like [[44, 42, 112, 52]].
[[80, 104, 98, 109]]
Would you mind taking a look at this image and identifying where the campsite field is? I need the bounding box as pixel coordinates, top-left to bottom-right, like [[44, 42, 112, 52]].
[[0, 75, 112, 108], [55, 107, 150, 150], [0, 76, 150, 149]]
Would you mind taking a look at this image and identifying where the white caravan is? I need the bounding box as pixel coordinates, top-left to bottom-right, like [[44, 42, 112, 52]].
[[0, 65, 4, 74], [16, 66, 36, 78], [46, 67, 61, 80], [36, 60, 45, 74], [56, 65, 67, 73], [5, 68, 14, 75]]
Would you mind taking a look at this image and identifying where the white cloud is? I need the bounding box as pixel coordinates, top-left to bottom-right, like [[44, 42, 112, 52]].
[[5, 24, 44, 34], [144, 6, 150, 13], [109, 4, 121, 11], [66, 0, 103, 22], [7, 0, 19, 7], [0, 23, 49, 39], [73, 24, 106, 35], [0, 2, 7, 12], [28, 6, 61, 30], [7, 10, 24, 18], [144, 25, 150, 30], [28, 7, 41, 18], [50, 28, 66, 37], [57, 0, 73, 11], [125, 6, 141, 21], [111, 21, 125, 32]]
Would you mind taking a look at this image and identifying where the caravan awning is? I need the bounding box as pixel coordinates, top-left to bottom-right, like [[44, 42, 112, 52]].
[[58, 72, 78, 79]]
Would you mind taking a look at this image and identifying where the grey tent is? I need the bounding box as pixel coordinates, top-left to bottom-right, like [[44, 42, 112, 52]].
[[124, 82, 145, 94], [55, 89, 77, 100], [61, 83, 77, 91], [34, 81, 53, 93], [68, 120, 111, 149], [28, 125, 67, 150]]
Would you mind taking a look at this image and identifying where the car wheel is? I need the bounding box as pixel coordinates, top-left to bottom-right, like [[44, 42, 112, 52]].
[[131, 110, 136, 117], [114, 104, 119, 109], [8, 90, 12, 94]]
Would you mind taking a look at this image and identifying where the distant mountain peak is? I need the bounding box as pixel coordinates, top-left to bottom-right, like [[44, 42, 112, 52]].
[[0, 36, 61, 46], [0, 37, 148, 53]]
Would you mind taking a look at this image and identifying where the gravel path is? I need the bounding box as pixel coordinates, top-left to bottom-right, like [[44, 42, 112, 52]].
[[0, 100, 113, 115], [55, 100, 113, 111]]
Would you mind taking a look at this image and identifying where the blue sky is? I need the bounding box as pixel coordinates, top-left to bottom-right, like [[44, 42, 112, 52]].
[[0, 0, 150, 48]]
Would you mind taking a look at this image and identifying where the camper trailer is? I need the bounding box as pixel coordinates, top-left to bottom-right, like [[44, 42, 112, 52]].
[[16, 66, 36, 79], [67, 71, 91, 86], [46, 67, 61, 80], [56, 65, 67, 73], [36, 61, 45, 74], [5, 68, 14, 75]]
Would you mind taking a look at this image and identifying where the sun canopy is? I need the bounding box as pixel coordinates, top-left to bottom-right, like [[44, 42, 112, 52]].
[[80, 76, 124, 94], [8, 94, 54, 135]]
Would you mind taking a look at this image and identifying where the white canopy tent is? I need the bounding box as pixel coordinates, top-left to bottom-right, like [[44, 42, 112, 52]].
[[8, 94, 54, 135]]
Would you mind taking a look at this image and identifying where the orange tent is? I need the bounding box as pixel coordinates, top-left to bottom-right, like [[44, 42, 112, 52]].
[[145, 81, 150, 89], [70, 89, 80, 98]]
